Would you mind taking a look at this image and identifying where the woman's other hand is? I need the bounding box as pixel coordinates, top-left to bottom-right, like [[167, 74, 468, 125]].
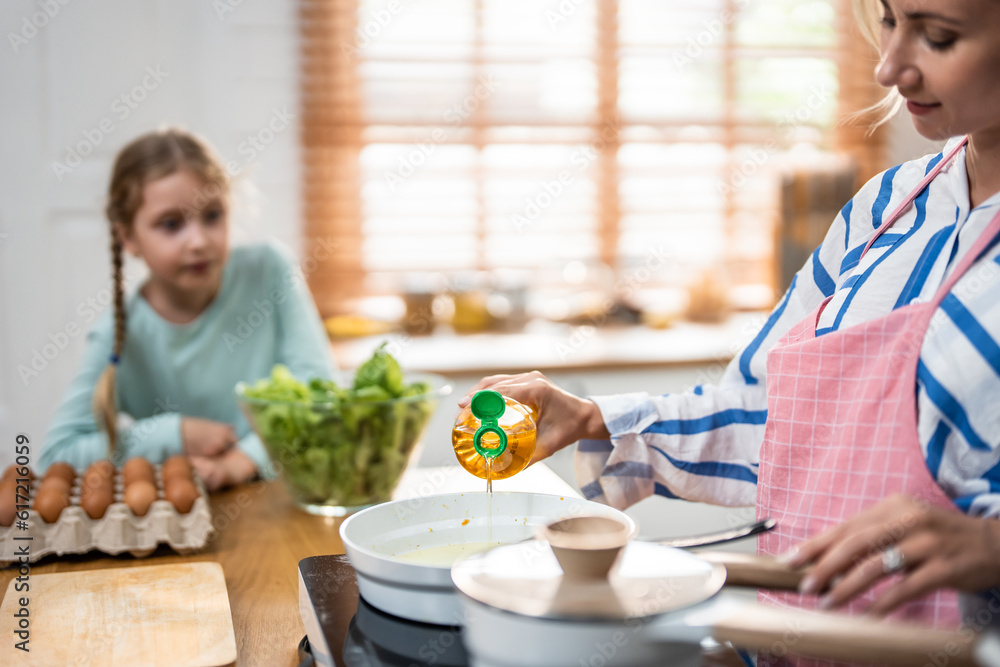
[[784, 493, 1000, 615], [457, 371, 610, 464], [181, 417, 237, 457], [189, 447, 257, 492]]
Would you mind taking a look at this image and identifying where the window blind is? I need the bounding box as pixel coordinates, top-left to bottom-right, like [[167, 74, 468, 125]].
[[301, 0, 886, 315]]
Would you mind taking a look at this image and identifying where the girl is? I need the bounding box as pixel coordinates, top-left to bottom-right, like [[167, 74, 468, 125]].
[[460, 0, 1000, 643], [42, 128, 336, 490]]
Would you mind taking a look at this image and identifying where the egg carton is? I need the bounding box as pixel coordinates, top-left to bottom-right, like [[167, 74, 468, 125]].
[[0, 471, 214, 564]]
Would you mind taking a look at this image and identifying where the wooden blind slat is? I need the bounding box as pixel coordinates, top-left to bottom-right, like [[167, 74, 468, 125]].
[[301, 0, 887, 315], [301, 0, 364, 309]]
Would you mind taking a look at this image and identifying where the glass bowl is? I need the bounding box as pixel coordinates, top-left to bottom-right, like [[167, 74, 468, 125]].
[[236, 372, 452, 516]]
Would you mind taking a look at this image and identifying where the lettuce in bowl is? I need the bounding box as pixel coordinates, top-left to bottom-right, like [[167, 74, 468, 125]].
[[236, 345, 451, 515]]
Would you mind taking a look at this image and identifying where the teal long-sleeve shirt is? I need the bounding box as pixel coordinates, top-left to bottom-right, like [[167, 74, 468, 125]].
[[42, 241, 337, 476]]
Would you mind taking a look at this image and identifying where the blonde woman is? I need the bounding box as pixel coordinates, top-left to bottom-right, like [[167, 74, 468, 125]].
[[462, 0, 1000, 642]]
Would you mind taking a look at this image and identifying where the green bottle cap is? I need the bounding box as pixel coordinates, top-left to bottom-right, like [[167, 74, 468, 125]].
[[471, 389, 507, 459]]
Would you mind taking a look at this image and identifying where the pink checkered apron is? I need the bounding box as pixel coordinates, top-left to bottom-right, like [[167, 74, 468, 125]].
[[757, 138, 1000, 664]]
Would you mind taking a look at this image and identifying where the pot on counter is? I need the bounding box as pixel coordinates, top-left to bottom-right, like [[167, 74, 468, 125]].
[[451, 518, 995, 667]]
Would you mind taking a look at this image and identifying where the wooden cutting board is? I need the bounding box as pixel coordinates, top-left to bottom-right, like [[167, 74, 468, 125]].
[[0, 562, 237, 667]]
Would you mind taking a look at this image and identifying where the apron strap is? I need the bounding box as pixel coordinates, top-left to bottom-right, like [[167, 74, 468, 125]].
[[859, 138, 968, 261], [929, 206, 1000, 308]]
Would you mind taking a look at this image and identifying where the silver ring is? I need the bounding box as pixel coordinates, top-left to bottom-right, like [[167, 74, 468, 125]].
[[881, 546, 907, 574]]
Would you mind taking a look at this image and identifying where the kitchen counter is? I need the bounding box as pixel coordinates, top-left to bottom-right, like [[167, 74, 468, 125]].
[[331, 314, 766, 375]]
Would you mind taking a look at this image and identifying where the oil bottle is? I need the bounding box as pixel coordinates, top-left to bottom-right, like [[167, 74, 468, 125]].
[[452, 389, 536, 484]]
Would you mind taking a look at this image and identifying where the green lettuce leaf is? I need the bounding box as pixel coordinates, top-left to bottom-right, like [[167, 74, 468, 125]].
[[240, 346, 438, 506]]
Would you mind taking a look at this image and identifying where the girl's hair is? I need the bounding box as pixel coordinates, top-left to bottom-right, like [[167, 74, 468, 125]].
[[850, 0, 902, 131], [94, 128, 229, 453]]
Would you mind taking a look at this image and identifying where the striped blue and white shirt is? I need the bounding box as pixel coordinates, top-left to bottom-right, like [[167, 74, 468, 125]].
[[578, 137, 1000, 518]]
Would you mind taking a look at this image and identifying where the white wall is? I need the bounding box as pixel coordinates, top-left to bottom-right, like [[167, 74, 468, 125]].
[[0, 0, 302, 471]]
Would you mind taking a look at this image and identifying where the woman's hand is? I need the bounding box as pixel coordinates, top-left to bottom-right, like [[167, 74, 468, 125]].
[[189, 447, 257, 492], [181, 417, 237, 457], [784, 493, 1000, 615], [457, 371, 610, 464]]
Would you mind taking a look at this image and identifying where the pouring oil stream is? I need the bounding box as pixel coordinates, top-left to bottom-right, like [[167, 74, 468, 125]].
[[486, 457, 493, 545], [469, 390, 507, 546]]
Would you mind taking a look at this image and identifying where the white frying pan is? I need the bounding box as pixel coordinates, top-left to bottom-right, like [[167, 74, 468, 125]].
[[339, 492, 630, 625]]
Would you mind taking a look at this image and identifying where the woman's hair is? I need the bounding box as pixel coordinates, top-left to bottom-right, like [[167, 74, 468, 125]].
[[853, 0, 881, 50], [94, 128, 229, 453], [850, 0, 902, 131]]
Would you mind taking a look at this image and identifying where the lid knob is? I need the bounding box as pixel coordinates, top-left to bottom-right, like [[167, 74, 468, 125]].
[[542, 516, 635, 580]]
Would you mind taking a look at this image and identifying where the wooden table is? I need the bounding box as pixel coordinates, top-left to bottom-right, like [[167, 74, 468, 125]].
[[1, 481, 342, 667], [0, 464, 580, 666]]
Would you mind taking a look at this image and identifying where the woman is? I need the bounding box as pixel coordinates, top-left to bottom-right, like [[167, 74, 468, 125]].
[[461, 0, 1000, 637]]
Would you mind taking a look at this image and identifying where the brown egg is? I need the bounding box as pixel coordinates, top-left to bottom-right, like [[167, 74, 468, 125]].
[[33, 487, 70, 523], [164, 478, 199, 514], [45, 461, 76, 486], [37, 476, 72, 498], [161, 455, 193, 484], [2, 465, 34, 484], [124, 480, 157, 517], [80, 484, 113, 520], [122, 458, 155, 487], [0, 481, 16, 527], [86, 460, 115, 481], [163, 472, 188, 496], [82, 467, 114, 497], [162, 469, 193, 491]]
